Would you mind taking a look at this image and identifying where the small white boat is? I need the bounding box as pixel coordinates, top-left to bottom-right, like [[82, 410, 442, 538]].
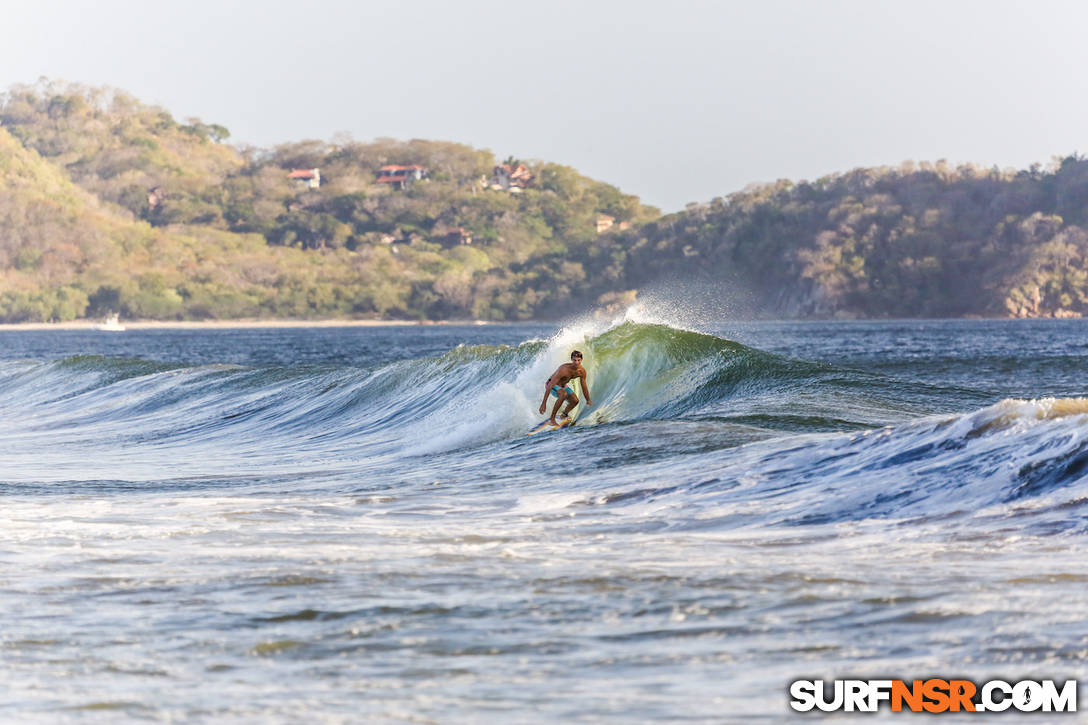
[[96, 313, 126, 332]]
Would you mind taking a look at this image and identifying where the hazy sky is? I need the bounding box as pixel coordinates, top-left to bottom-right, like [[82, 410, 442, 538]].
[[3, 0, 1086, 211]]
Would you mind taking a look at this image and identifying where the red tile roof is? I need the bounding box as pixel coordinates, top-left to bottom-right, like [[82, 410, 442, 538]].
[[288, 169, 317, 179]]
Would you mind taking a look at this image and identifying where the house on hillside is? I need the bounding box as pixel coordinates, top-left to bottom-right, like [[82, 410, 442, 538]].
[[147, 186, 168, 210], [595, 215, 630, 234], [436, 227, 473, 247], [377, 165, 427, 190], [289, 168, 321, 189], [491, 163, 533, 192]]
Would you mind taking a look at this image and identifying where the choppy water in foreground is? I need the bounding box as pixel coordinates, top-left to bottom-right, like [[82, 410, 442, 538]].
[[2, 314, 1088, 722]]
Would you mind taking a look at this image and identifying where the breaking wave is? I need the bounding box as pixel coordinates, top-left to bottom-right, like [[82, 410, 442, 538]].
[[4, 315, 1088, 536]]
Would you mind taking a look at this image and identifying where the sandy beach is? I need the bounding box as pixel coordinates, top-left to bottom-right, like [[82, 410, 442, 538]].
[[0, 319, 496, 331]]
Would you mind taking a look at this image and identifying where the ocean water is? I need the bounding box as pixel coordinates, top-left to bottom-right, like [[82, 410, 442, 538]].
[[2, 312, 1088, 722]]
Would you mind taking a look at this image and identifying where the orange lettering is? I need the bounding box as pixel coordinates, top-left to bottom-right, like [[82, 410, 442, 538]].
[[948, 680, 977, 712], [892, 680, 924, 712], [922, 679, 951, 713]]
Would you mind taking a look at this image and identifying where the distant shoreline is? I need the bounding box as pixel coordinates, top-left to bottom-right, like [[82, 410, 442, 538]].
[[0, 319, 503, 331], [0, 316, 1079, 332]]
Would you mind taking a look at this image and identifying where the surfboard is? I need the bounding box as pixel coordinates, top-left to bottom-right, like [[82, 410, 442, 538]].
[[527, 416, 574, 436]]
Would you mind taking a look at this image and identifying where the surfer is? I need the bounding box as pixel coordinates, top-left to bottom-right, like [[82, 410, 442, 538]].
[[539, 350, 593, 425]]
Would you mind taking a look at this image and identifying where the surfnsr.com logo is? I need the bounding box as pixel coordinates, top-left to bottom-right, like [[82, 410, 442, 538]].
[[789, 679, 1077, 713]]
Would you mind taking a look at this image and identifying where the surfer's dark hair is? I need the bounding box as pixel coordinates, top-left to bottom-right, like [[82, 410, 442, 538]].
[[571, 350, 583, 359]]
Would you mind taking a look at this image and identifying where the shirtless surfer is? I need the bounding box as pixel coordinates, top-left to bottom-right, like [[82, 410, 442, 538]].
[[539, 350, 593, 425]]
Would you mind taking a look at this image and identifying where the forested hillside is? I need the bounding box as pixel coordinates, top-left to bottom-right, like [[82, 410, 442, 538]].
[[3, 80, 1088, 322], [602, 157, 1088, 318], [0, 81, 655, 322]]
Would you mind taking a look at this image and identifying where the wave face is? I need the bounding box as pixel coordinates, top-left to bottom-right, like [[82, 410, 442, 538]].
[[0, 319, 914, 480]]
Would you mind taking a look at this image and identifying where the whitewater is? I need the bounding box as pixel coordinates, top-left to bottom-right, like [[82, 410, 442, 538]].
[[2, 313, 1087, 722]]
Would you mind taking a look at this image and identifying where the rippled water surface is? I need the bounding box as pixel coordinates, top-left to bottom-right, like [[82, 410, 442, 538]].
[[2, 315, 1088, 722]]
